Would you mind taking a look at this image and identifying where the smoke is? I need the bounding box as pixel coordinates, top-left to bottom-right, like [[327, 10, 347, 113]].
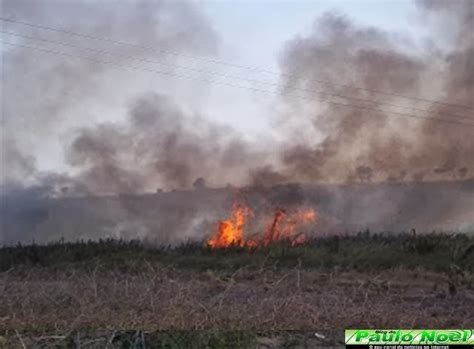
[[1, 0, 220, 190], [0, 140, 37, 185], [274, 0, 474, 183], [3, 0, 472, 193], [1, 0, 473, 244], [65, 92, 268, 193]]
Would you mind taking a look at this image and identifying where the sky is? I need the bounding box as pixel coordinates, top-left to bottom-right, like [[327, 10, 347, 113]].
[[193, 0, 422, 135], [2, 0, 473, 241], [1, 0, 430, 179]]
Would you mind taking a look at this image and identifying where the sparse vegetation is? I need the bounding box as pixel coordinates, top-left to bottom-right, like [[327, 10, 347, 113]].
[[1, 232, 473, 348], [1, 232, 473, 273]]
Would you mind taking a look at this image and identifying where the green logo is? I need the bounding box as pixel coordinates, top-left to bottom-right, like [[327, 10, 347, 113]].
[[345, 330, 474, 345]]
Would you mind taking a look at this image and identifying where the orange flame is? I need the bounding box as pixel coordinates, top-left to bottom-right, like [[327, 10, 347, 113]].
[[262, 208, 316, 246], [207, 204, 316, 249], [207, 203, 252, 248]]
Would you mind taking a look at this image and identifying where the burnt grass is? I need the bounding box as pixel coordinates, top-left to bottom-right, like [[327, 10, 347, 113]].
[[1, 232, 474, 348]]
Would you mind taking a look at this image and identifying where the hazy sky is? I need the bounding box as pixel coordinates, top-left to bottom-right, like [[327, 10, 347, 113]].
[[198, 0, 422, 135], [1, 0, 430, 178]]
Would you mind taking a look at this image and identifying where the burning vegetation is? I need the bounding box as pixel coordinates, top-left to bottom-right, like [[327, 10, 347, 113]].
[[207, 203, 316, 248]]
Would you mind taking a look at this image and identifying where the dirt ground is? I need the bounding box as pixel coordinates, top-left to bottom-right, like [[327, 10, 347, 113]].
[[2, 266, 473, 332]]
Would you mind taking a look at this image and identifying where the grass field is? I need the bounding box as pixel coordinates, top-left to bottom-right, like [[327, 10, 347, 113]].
[[1, 232, 473, 348]]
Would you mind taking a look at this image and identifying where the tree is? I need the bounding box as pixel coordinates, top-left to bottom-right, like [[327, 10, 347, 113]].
[[193, 177, 207, 190], [356, 166, 373, 182]]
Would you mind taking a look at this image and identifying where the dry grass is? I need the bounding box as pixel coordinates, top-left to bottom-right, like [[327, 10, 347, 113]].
[[1, 266, 473, 331], [1, 233, 473, 347]]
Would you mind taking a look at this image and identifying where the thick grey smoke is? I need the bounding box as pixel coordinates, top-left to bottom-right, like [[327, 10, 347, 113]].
[[65, 93, 267, 194], [1, 0, 473, 244], [1, 0, 220, 191], [270, 0, 474, 184], [3, 0, 472, 193]]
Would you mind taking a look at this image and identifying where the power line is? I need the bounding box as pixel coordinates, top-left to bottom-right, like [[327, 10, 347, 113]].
[[2, 40, 474, 129], [1, 15, 473, 112], [2, 30, 473, 123]]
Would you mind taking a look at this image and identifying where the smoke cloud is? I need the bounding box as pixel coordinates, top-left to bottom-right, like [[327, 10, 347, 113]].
[[65, 93, 268, 194], [1, 0, 220, 191], [1, 0, 473, 244], [274, 0, 473, 184]]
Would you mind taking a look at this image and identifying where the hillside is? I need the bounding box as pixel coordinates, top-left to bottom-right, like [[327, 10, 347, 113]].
[[1, 180, 473, 245]]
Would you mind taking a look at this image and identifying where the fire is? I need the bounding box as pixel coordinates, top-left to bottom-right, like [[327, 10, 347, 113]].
[[207, 203, 252, 248], [262, 208, 316, 246], [207, 203, 316, 248]]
